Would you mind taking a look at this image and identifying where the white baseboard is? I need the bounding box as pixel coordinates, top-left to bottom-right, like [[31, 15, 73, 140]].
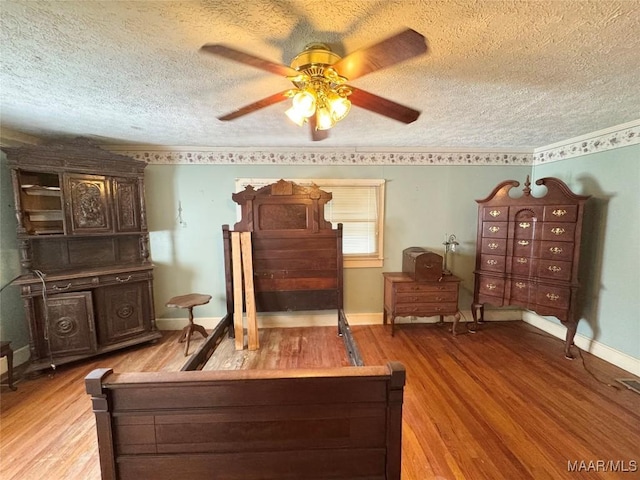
[[155, 307, 522, 331], [1, 344, 31, 374], [522, 311, 640, 376]]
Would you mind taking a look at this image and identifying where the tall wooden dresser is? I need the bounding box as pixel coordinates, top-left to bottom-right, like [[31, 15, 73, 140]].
[[471, 176, 590, 358], [4, 139, 161, 375]]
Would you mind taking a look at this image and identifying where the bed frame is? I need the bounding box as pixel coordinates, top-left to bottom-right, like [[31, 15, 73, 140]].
[[86, 180, 405, 480]]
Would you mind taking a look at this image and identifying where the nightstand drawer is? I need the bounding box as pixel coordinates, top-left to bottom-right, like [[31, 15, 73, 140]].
[[395, 302, 459, 316], [395, 282, 458, 294], [396, 290, 458, 304]]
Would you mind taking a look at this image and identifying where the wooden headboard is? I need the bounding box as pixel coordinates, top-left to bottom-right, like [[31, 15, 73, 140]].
[[222, 179, 343, 313]]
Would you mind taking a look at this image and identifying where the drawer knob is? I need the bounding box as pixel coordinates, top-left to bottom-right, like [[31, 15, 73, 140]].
[[489, 226, 500, 233], [549, 247, 563, 254], [52, 283, 72, 291], [486, 259, 498, 266], [546, 293, 560, 301], [489, 210, 501, 217], [516, 258, 528, 264], [116, 275, 132, 283], [519, 222, 531, 229], [548, 265, 562, 273], [515, 282, 526, 289], [518, 240, 530, 246], [552, 209, 567, 217], [486, 283, 497, 290], [488, 242, 499, 250], [551, 227, 566, 235]]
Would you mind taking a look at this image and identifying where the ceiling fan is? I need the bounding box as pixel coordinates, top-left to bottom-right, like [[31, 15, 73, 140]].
[[200, 28, 428, 141]]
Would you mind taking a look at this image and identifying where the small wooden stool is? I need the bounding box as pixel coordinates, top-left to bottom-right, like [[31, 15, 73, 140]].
[[1, 341, 17, 391], [166, 293, 211, 356]]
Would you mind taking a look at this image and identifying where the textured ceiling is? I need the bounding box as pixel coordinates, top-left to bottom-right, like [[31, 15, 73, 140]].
[[1, 0, 639, 150]]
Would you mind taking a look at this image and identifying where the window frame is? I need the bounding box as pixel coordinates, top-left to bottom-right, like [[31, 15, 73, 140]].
[[235, 178, 385, 268]]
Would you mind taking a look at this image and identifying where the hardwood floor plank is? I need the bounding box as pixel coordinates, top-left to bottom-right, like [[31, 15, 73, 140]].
[[1, 323, 638, 480]]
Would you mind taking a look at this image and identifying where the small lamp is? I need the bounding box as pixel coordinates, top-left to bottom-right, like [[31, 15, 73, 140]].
[[442, 234, 459, 275]]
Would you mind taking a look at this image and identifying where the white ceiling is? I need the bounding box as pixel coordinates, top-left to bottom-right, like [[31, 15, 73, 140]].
[[1, 0, 639, 150]]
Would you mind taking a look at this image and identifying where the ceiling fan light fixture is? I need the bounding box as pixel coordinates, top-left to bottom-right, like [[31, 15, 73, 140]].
[[285, 88, 317, 126], [285, 105, 308, 126], [315, 103, 336, 131], [291, 89, 316, 117], [327, 90, 351, 122]]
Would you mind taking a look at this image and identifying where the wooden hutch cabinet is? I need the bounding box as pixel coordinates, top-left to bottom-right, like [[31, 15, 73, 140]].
[[4, 139, 161, 374], [471, 176, 590, 358]]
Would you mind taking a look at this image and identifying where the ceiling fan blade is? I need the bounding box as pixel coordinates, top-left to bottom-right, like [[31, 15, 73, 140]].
[[332, 29, 427, 81], [349, 87, 421, 124], [200, 44, 299, 77], [218, 90, 290, 121], [309, 115, 329, 141]]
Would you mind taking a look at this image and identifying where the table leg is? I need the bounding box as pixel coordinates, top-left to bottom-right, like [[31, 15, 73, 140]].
[[6, 346, 16, 391], [451, 312, 461, 336]]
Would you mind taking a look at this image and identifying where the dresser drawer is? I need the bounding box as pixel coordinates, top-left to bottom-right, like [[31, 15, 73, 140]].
[[539, 241, 574, 261], [535, 285, 571, 309], [510, 205, 544, 222], [396, 290, 458, 304], [537, 259, 572, 281], [395, 302, 459, 316], [510, 279, 535, 303], [482, 222, 508, 238], [482, 206, 508, 221], [541, 222, 576, 242], [543, 205, 578, 223], [510, 256, 535, 276], [477, 276, 505, 297], [480, 238, 507, 255], [513, 219, 541, 240], [395, 282, 458, 294], [512, 239, 538, 256], [479, 254, 506, 272]]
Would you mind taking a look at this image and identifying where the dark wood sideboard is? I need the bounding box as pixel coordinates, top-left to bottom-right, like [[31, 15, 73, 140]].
[[471, 176, 590, 358], [4, 139, 161, 375]]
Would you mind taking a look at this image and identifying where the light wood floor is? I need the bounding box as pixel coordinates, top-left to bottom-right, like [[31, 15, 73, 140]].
[[1, 322, 638, 479]]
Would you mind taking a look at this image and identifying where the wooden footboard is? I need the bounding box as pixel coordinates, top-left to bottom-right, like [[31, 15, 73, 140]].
[[86, 362, 405, 480]]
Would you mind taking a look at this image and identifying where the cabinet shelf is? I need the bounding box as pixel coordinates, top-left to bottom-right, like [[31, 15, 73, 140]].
[[25, 209, 64, 221], [21, 185, 61, 197]]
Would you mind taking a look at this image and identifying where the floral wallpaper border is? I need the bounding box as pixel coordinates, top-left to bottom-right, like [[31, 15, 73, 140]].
[[112, 121, 639, 166], [116, 149, 533, 166], [534, 122, 639, 164]]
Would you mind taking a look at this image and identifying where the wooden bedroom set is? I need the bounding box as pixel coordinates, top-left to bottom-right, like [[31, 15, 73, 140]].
[[4, 141, 590, 479]]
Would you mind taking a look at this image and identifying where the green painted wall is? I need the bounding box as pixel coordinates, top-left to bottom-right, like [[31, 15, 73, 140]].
[[145, 164, 529, 321], [0, 153, 28, 347], [531, 144, 640, 358]]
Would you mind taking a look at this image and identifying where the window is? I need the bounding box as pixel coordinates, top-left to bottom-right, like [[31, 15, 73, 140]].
[[235, 178, 385, 268]]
